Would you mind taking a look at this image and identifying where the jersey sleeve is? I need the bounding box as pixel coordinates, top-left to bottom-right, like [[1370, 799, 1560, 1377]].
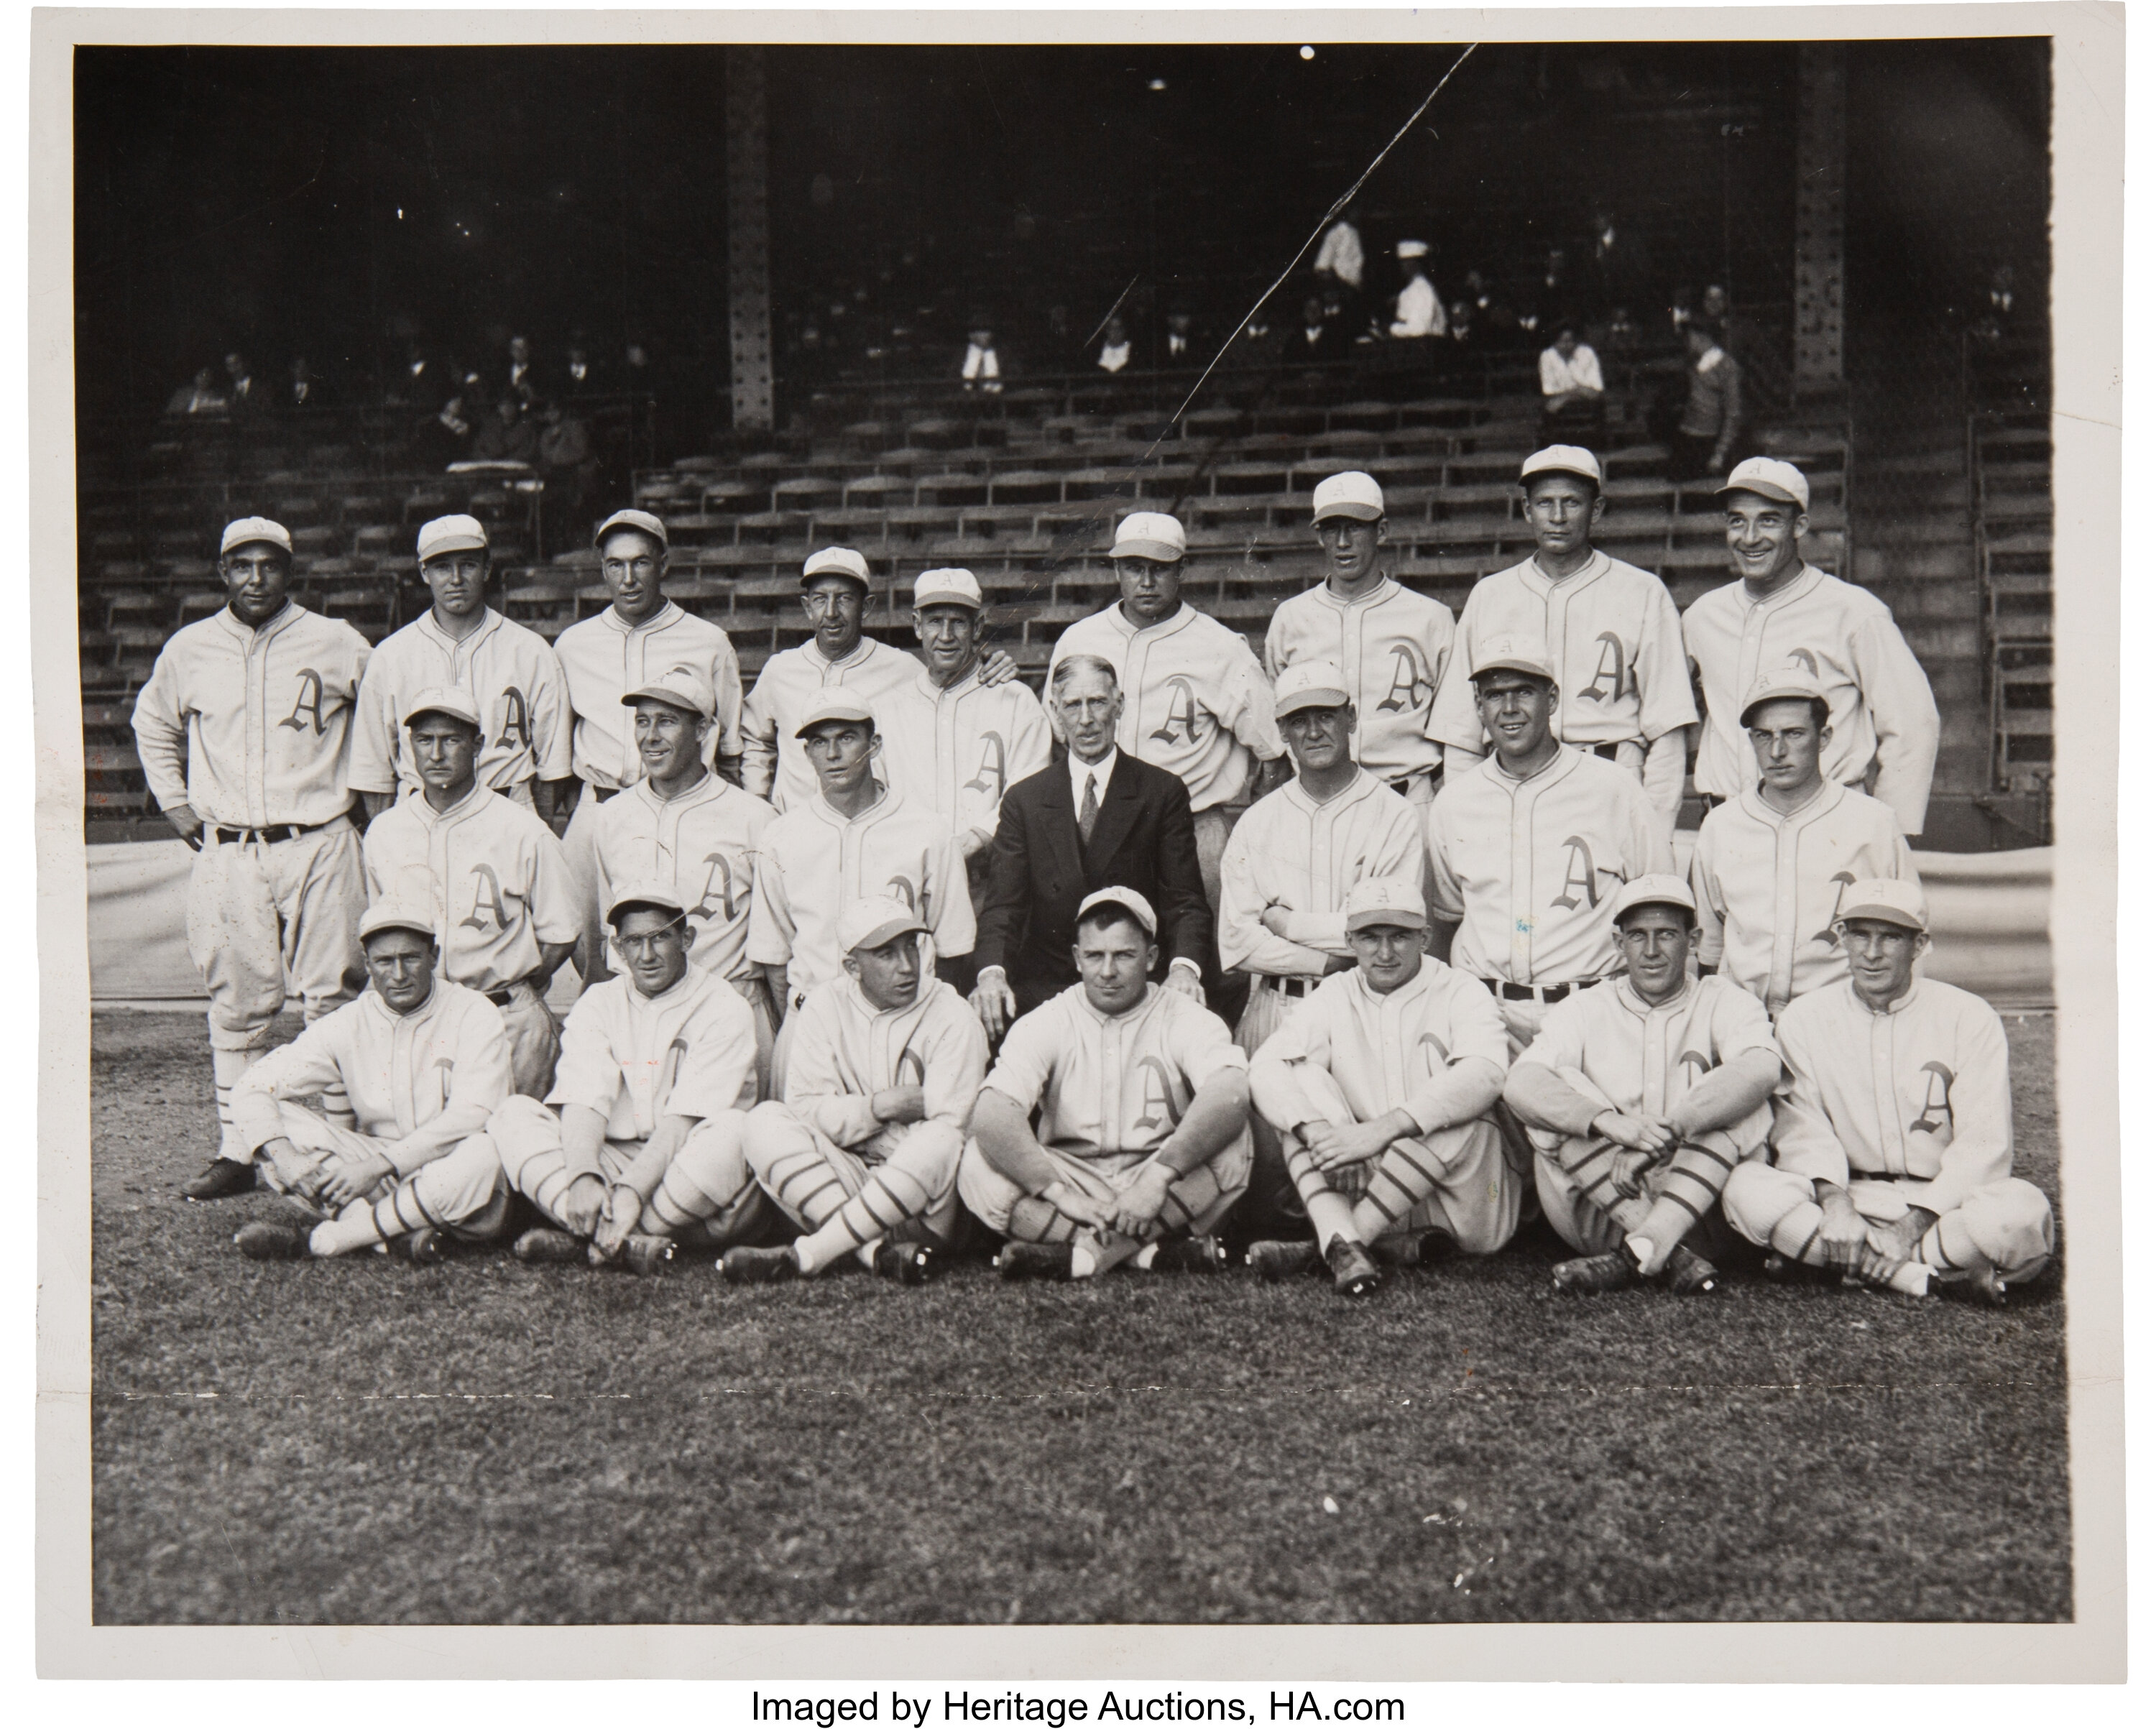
[[382, 998, 514, 1174], [981, 1002, 1058, 1113], [545, 993, 625, 1117], [1422, 599, 1485, 754], [1424, 800, 1467, 921], [783, 998, 881, 1143], [1708, 977, 1779, 1061], [667, 989, 759, 1122], [525, 819, 584, 946], [1689, 818, 1728, 971], [1907, 1001, 2014, 1214], [1617, 773, 1677, 877], [920, 997, 991, 1133], [229, 1016, 348, 1153], [346, 650, 401, 794], [1501, 997, 1605, 1136], [1217, 819, 1331, 977], [745, 832, 796, 968], [1850, 607, 1942, 835], [709, 632, 745, 762], [129, 642, 193, 812], [1766, 1006, 1851, 1189], [1245, 990, 1332, 1130], [1000, 688, 1055, 821], [1634, 581, 1700, 741], [1165, 997, 1248, 1090], [739, 665, 780, 799], [529, 642, 574, 782], [923, 831, 976, 960]]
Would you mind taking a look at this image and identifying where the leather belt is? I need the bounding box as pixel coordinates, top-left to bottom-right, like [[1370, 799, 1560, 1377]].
[[1591, 742, 1621, 761], [210, 819, 332, 846], [1484, 975, 1605, 1003], [1262, 975, 1319, 998], [1385, 770, 1438, 792]]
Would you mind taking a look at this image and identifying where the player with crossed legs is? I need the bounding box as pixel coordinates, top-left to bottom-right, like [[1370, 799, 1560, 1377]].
[[228, 900, 514, 1264], [1503, 875, 1782, 1296], [1245, 877, 1515, 1298], [724, 895, 989, 1286], [962, 888, 1252, 1281]]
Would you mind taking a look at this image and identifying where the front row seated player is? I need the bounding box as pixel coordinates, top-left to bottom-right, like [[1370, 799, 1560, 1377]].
[[1503, 875, 1782, 1296], [1721, 877, 2055, 1304], [229, 900, 514, 1263], [1243, 877, 1518, 1299], [961, 887, 1253, 1281], [722, 895, 990, 1286], [483, 881, 770, 1273]]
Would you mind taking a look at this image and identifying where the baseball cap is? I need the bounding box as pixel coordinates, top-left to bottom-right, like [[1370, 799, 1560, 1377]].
[[1470, 634, 1557, 683], [1519, 445, 1604, 489], [606, 880, 688, 927], [1075, 885, 1158, 939], [912, 567, 984, 611], [594, 508, 669, 551], [358, 899, 438, 946], [220, 516, 292, 556], [415, 514, 489, 561], [837, 895, 929, 956], [1396, 239, 1430, 259], [1312, 471, 1385, 523], [1274, 658, 1353, 719], [1833, 877, 1927, 933], [1342, 877, 1429, 933], [1608, 874, 1697, 926], [803, 545, 872, 588], [402, 686, 483, 730], [1716, 457, 1810, 514], [1110, 512, 1187, 563], [1739, 668, 1830, 727], [793, 692, 878, 738], [622, 664, 717, 720]]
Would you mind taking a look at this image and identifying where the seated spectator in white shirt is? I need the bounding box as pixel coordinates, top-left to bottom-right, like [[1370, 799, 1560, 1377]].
[[1097, 315, 1132, 374], [1388, 241, 1444, 338], [1539, 322, 1606, 437], [961, 321, 1003, 394]]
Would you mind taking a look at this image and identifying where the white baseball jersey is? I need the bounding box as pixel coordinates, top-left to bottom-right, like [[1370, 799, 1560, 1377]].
[[347, 607, 571, 797], [1218, 770, 1425, 977], [747, 788, 974, 997], [739, 635, 923, 812], [1048, 603, 1284, 811], [230, 977, 511, 1173], [1684, 564, 1941, 834], [879, 663, 1054, 845], [1770, 977, 2013, 1216], [1427, 747, 1673, 986], [132, 602, 371, 829], [781, 974, 989, 1159], [1264, 578, 1453, 781], [556, 600, 744, 790], [1690, 782, 1917, 1013], [361, 783, 581, 993], [547, 966, 759, 1142], [1248, 956, 1509, 1134], [984, 982, 1248, 1174], [593, 773, 775, 984], [1425, 551, 1696, 756]]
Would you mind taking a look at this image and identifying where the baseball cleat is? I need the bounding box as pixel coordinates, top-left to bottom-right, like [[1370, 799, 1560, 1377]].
[[1146, 1235, 1227, 1273], [1323, 1234, 1384, 1299], [234, 1219, 311, 1261], [1938, 1263, 2011, 1307], [1245, 1238, 1318, 1281], [996, 1241, 1074, 1282], [1553, 1250, 1639, 1294], [621, 1235, 676, 1277], [1659, 1244, 1720, 1295], [1369, 1229, 1451, 1270], [513, 1227, 587, 1265], [400, 1227, 448, 1266], [720, 1244, 801, 1284], [870, 1240, 937, 1285], [183, 1158, 258, 1201]]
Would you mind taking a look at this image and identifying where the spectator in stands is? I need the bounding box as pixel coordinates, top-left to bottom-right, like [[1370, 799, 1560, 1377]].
[[1097, 315, 1132, 374], [1585, 209, 1651, 314], [387, 336, 445, 412], [1603, 305, 1641, 356], [1669, 282, 1699, 337], [1388, 241, 1444, 338], [961, 321, 1003, 394], [1294, 293, 1348, 361], [1700, 282, 1731, 327], [1670, 323, 1743, 480], [1970, 262, 2019, 342], [416, 394, 474, 469], [1314, 208, 1365, 295], [1229, 303, 1283, 370], [538, 400, 598, 548], [473, 395, 538, 466], [559, 334, 596, 394], [1538, 321, 1607, 440], [506, 335, 538, 407], [286, 355, 325, 412], [1522, 246, 1572, 339], [1164, 308, 1196, 363], [165, 366, 226, 418], [224, 351, 262, 417]]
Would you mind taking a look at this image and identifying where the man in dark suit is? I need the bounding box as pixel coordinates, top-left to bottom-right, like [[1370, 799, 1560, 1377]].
[[970, 655, 1215, 1040]]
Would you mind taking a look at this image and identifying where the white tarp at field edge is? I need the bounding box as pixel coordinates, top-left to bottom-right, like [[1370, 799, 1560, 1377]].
[[83, 837, 2060, 1010]]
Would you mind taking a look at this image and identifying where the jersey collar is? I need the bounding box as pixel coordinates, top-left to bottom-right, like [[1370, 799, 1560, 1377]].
[[418, 607, 501, 652], [1314, 576, 1399, 611], [807, 635, 878, 673], [1284, 766, 1375, 813], [811, 783, 895, 827], [1738, 778, 1841, 825], [413, 779, 494, 826], [603, 599, 683, 637], [1519, 548, 1608, 593], [1105, 601, 1194, 640]]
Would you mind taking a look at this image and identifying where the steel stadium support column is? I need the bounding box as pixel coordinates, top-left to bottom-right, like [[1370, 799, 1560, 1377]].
[[726, 47, 775, 431], [1794, 43, 1847, 386]]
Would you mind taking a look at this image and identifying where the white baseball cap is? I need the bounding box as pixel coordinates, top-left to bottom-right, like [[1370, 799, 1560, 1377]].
[[838, 894, 929, 956], [1342, 877, 1429, 933], [1312, 471, 1386, 523], [912, 566, 983, 611], [1396, 239, 1430, 259], [594, 507, 670, 550], [1075, 885, 1158, 938], [416, 514, 489, 561], [793, 691, 878, 737], [1470, 634, 1557, 682], [1519, 445, 1604, 489], [1717, 457, 1810, 513], [1274, 658, 1353, 719], [622, 663, 717, 720], [358, 899, 438, 945], [1608, 874, 1697, 927], [803, 545, 872, 587], [1833, 877, 1928, 933], [1110, 512, 1187, 563], [402, 685, 484, 730], [221, 516, 291, 556], [606, 879, 688, 926], [1739, 668, 1830, 727]]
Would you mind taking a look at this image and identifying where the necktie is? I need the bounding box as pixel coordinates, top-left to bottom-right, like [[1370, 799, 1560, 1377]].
[[1077, 770, 1100, 846]]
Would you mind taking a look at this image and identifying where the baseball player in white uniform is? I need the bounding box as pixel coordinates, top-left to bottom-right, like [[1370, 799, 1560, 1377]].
[[1263, 472, 1452, 806], [1245, 878, 1516, 1298], [1424, 447, 1696, 826], [227, 900, 514, 1264], [1721, 878, 2054, 1304], [346, 514, 572, 820], [1689, 670, 1917, 1015], [748, 693, 974, 1027], [132, 516, 372, 1199], [724, 896, 989, 1285], [1504, 875, 1782, 1296], [1425, 635, 1674, 1053], [1047, 511, 1287, 908], [484, 882, 769, 1273], [555, 508, 745, 976], [360, 687, 581, 1097], [962, 888, 1253, 1280], [1685, 457, 1940, 835], [593, 663, 779, 1088]]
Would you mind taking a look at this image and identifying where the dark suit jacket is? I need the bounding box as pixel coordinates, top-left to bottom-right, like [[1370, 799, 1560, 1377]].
[[975, 750, 1214, 1015]]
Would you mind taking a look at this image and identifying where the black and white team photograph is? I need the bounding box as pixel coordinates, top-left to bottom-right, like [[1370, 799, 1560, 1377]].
[[36, 8, 2124, 1667]]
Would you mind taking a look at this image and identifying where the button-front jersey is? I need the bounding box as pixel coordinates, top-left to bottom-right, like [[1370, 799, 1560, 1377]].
[[1048, 603, 1284, 811], [132, 602, 372, 829], [1263, 578, 1452, 781], [740, 635, 924, 813], [593, 773, 774, 985], [347, 607, 571, 798], [879, 664, 1054, 846], [781, 974, 989, 1160], [1426, 747, 1672, 986], [1690, 782, 1916, 1013], [361, 782, 581, 992], [556, 600, 743, 790], [983, 982, 1247, 1174], [547, 967, 760, 1143]]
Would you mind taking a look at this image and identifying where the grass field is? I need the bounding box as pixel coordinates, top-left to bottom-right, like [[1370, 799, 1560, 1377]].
[[88, 1008, 2070, 1626]]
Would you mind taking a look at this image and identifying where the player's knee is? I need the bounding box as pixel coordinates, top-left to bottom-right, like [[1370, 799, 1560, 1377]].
[[893, 1120, 964, 1189], [1958, 1179, 2056, 1276], [676, 1110, 754, 1195], [1720, 1158, 1805, 1244], [741, 1099, 808, 1181], [956, 1139, 1018, 1234], [427, 1135, 508, 1219]]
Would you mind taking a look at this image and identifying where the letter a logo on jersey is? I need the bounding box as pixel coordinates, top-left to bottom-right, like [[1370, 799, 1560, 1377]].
[[279, 668, 328, 734], [1575, 632, 1630, 706], [493, 686, 532, 752], [884, 875, 918, 911], [963, 729, 1008, 799], [1550, 836, 1603, 910], [1133, 1056, 1189, 1131], [1149, 677, 1203, 746], [1909, 1061, 1955, 1136], [1416, 1030, 1451, 1075], [1784, 647, 1821, 677], [1376, 644, 1433, 714], [1677, 1049, 1713, 1084], [1810, 871, 1858, 947], [894, 1048, 926, 1089], [461, 862, 525, 931], [691, 851, 738, 922]]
